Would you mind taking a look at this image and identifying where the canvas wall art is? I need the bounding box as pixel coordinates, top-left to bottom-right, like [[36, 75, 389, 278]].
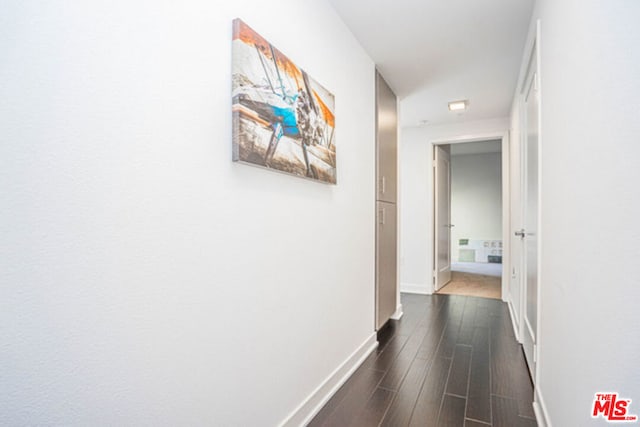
[[232, 19, 337, 184]]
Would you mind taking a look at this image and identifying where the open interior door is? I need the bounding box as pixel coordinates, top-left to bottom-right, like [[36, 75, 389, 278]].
[[434, 145, 452, 291]]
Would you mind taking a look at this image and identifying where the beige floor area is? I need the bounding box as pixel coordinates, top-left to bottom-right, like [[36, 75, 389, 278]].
[[436, 271, 502, 299]]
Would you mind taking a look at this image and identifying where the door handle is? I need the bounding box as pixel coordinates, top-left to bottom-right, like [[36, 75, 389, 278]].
[[515, 229, 526, 238], [443, 224, 455, 228]]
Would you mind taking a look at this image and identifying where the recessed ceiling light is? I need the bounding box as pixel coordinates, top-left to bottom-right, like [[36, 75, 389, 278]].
[[448, 100, 468, 111]]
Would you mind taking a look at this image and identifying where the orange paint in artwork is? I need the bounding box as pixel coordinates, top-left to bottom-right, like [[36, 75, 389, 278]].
[[279, 57, 304, 90], [233, 20, 270, 55], [234, 19, 304, 90], [313, 90, 335, 128]]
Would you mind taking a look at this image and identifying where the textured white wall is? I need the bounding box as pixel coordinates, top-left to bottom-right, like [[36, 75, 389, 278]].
[[399, 118, 509, 293], [517, 0, 640, 424], [451, 152, 502, 262], [0, 1, 375, 425]]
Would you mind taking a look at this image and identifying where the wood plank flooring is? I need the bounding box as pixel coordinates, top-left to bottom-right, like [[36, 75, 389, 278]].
[[308, 293, 536, 427], [436, 272, 502, 300]]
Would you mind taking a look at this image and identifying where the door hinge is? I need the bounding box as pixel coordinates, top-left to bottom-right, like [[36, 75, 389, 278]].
[[433, 159, 436, 168], [533, 344, 537, 362]]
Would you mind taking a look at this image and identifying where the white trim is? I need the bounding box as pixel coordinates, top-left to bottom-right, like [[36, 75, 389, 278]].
[[533, 18, 544, 392], [400, 282, 431, 295], [279, 333, 378, 427], [501, 132, 511, 304], [430, 132, 507, 146], [533, 383, 552, 427], [506, 298, 521, 343], [514, 17, 540, 103], [507, 104, 525, 352], [390, 304, 404, 320], [395, 102, 403, 322], [515, 18, 543, 385], [509, 18, 540, 345]]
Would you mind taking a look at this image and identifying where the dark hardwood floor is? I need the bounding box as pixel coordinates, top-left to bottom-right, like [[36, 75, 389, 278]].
[[309, 293, 536, 427]]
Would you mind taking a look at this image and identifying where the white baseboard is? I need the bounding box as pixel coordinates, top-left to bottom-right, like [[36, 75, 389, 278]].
[[390, 304, 403, 320], [279, 333, 378, 427], [400, 282, 431, 295], [501, 286, 509, 303], [506, 298, 521, 343], [533, 384, 552, 427]]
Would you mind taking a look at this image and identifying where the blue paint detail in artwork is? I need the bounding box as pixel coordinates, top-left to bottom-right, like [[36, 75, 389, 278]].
[[270, 105, 299, 137]]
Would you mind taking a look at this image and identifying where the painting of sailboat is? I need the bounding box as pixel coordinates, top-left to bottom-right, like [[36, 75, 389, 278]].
[[232, 19, 337, 184]]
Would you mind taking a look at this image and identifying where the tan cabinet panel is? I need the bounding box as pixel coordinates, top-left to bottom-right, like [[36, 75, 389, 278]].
[[376, 72, 398, 203], [376, 201, 397, 330]]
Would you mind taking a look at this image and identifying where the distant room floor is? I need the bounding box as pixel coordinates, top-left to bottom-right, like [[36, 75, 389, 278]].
[[438, 269, 502, 300], [451, 261, 502, 277]]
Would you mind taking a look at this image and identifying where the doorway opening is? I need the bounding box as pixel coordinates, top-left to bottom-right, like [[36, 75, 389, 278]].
[[432, 136, 508, 301]]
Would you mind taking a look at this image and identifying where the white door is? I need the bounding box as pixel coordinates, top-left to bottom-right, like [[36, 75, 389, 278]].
[[521, 50, 539, 379], [434, 145, 452, 291]]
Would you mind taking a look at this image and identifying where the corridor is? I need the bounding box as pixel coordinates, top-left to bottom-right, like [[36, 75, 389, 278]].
[[309, 294, 536, 426], [4, 0, 638, 424]]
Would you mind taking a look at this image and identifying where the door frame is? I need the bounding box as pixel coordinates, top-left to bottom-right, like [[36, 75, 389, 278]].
[[516, 20, 543, 387], [520, 48, 539, 380], [431, 133, 511, 301]]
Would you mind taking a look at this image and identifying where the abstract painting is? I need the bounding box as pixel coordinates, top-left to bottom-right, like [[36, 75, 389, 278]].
[[232, 19, 337, 184]]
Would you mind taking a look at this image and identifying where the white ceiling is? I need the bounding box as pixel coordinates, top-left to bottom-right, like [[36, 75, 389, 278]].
[[328, 0, 534, 127]]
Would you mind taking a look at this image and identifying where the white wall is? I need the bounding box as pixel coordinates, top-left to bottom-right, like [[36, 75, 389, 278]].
[[515, 1, 640, 425], [450, 152, 502, 262], [0, 1, 376, 425], [400, 118, 509, 294]]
